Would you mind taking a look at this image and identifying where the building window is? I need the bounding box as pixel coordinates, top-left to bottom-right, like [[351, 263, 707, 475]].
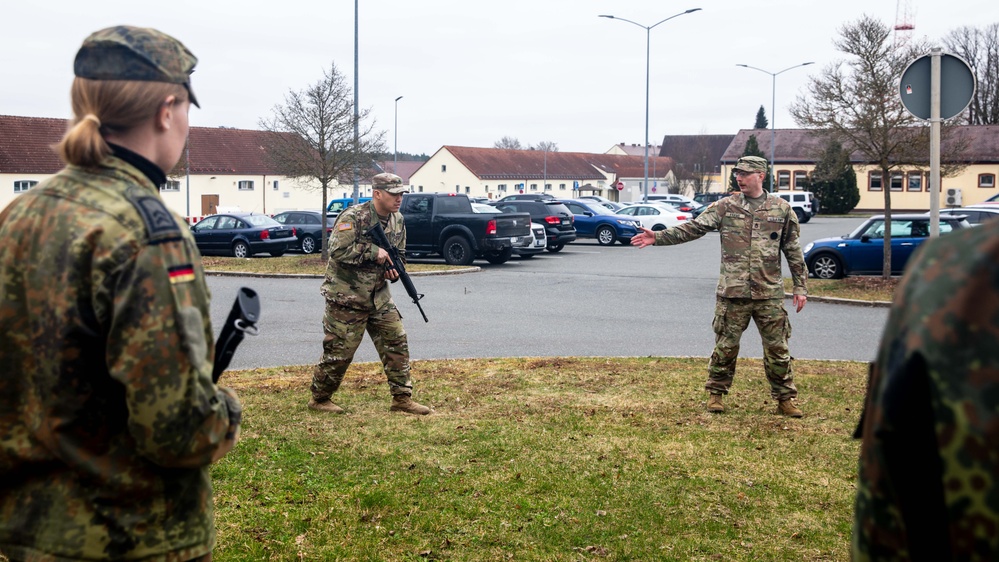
[[238, 180, 254, 191], [907, 172, 923, 192], [455, 185, 460, 193], [465, 186, 470, 194], [417, 186, 424, 193], [13, 180, 37, 193], [793, 171, 807, 190], [980, 174, 996, 188], [869, 172, 883, 191], [498, 184, 507, 192], [889, 172, 903, 191], [559, 183, 566, 191], [777, 171, 791, 190], [273, 180, 279, 191], [544, 183, 552, 191], [529, 183, 538, 192], [161, 180, 180, 192], [441, 164, 447, 172]]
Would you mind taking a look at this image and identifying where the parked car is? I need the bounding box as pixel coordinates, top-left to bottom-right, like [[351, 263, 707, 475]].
[[646, 193, 697, 206], [693, 192, 733, 205], [326, 196, 371, 216], [191, 213, 295, 258], [936, 206, 999, 225], [272, 210, 331, 254], [646, 199, 704, 217], [402, 193, 532, 265], [472, 203, 546, 257], [496, 193, 556, 202], [615, 203, 691, 231], [562, 199, 640, 245], [776, 191, 818, 223], [491, 199, 577, 252], [803, 214, 971, 279]]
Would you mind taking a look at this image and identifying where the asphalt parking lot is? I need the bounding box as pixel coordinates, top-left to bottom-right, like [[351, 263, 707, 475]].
[[209, 216, 887, 370]]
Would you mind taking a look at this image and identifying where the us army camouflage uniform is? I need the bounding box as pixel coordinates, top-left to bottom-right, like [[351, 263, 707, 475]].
[[853, 220, 999, 560], [653, 192, 807, 399], [0, 156, 241, 561], [311, 200, 413, 399]]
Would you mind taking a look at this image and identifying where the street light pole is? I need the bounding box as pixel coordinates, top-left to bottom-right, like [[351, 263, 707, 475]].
[[735, 62, 814, 192], [394, 95, 403, 173], [600, 8, 701, 203]]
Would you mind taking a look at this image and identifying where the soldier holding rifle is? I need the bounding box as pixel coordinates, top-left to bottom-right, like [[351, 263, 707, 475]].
[[309, 173, 431, 415]]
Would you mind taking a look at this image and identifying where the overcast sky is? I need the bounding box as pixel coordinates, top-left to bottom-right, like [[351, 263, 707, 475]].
[[3, 0, 994, 156]]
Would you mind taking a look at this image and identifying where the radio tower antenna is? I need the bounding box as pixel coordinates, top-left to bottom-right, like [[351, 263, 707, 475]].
[[894, 0, 915, 47]]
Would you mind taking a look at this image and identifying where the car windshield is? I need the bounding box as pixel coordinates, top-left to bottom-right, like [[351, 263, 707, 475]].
[[472, 203, 502, 213], [543, 202, 573, 216], [576, 202, 614, 215], [243, 214, 281, 227]]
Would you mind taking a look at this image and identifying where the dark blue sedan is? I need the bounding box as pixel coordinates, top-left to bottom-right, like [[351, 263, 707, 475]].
[[191, 213, 295, 258], [803, 214, 970, 279], [562, 199, 641, 245]]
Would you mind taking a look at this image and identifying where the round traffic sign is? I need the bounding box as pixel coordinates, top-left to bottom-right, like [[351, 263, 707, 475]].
[[899, 52, 976, 120]]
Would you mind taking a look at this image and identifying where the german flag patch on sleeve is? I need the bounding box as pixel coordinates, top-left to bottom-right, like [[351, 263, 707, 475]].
[[168, 264, 196, 284]]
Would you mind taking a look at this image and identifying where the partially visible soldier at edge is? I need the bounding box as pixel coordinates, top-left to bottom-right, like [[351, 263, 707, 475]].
[[309, 172, 432, 416], [0, 26, 241, 562], [853, 219, 999, 560], [631, 155, 808, 417]]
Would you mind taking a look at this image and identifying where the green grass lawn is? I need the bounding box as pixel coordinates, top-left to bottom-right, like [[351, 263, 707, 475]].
[[212, 357, 865, 561]]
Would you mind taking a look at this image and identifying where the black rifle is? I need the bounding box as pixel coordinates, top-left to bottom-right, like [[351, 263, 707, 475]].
[[213, 287, 261, 382], [365, 222, 428, 323]]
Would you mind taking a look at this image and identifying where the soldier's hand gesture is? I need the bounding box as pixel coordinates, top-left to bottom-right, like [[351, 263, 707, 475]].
[[631, 227, 656, 248]]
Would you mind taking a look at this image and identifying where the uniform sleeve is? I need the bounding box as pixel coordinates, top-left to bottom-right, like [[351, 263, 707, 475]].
[[102, 235, 239, 468], [329, 209, 379, 265], [655, 202, 720, 246], [780, 210, 808, 295]]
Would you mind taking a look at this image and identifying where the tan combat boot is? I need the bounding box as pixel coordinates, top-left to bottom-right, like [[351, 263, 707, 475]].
[[707, 393, 724, 413], [308, 398, 345, 414], [777, 398, 803, 418], [391, 395, 431, 415]]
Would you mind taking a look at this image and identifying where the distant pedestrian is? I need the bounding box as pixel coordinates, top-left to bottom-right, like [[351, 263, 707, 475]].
[[0, 26, 240, 561], [309, 173, 431, 415], [853, 219, 999, 560], [631, 156, 808, 417]]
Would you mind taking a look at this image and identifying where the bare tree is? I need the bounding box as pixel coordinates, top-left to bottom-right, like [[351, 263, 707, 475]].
[[494, 136, 523, 150], [943, 23, 999, 125], [530, 141, 559, 152], [260, 62, 386, 260], [791, 15, 931, 279]]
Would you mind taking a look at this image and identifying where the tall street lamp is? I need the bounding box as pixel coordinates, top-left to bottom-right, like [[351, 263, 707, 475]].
[[394, 95, 403, 173], [600, 8, 701, 203], [735, 62, 814, 192]]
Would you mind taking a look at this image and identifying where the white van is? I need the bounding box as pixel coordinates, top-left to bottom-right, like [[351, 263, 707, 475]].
[[776, 192, 817, 223]]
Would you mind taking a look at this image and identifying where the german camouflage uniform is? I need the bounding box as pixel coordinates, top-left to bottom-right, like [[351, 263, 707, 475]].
[[0, 156, 241, 561], [853, 220, 999, 560], [311, 200, 413, 399], [653, 192, 808, 398]]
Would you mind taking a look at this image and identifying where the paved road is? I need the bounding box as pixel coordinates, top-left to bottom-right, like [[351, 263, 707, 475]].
[[209, 216, 888, 370]]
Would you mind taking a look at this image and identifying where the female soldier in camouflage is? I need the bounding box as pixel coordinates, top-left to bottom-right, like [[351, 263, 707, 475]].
[[0, 27, 240, 562]]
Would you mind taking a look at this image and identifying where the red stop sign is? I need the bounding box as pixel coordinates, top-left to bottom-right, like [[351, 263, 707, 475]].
[[616, 181, 624, 191]]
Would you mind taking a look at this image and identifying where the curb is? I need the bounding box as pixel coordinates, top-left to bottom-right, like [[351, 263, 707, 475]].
[[785, 293, 891, 308], [205, 266, 481, 279]]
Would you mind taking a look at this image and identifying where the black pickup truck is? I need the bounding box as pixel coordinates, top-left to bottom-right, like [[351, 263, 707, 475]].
[[401, 193, 532, 265]]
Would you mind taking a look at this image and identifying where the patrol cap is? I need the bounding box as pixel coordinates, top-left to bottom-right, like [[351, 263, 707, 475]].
[[74, 25, 200, 107], [733, 156, 769, 173], [372, 173, 408, 194]]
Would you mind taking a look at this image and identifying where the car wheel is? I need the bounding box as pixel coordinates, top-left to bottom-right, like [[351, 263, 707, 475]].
[[442, 235, 474, 266], [811, 254, 843, 279], [484, 246, 513, 265], [651, 224, 667, 232], [518, 253, 535, 259], [800, 211, 811, 224], [300, 235, 317, 254], [794, 208, 807, 223], [232, 241, 249, 258], [546, 243, 565, 253], [619, 237, 632, 245], [269, 250, 286, 257], [596, 225, 615, 245]]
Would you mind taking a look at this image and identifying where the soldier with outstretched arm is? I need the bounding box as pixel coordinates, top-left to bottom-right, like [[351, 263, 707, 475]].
[[631, 156, 808, 417]]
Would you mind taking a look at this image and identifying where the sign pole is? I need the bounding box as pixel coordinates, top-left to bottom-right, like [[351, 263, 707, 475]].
[[929, 48, 942, 237]]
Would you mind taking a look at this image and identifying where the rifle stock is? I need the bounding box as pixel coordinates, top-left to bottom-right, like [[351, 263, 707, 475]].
[[212, 287, 261, 382], [365, 222, 429, 322]]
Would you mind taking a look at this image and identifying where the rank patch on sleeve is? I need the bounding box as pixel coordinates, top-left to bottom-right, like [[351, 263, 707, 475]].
[[337, 223, 354, 231], [169, 264, 196, 284]]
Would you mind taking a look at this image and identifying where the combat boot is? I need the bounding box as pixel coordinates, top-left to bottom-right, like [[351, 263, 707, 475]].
[[707, 393, 725, 413], [391, 395, 431, 415], [777, 398, 803, 418], [308, 398, 345, 414]]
